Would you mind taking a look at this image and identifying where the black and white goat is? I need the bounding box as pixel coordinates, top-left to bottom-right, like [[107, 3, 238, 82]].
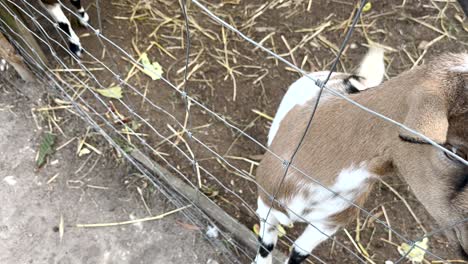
[[40, 0, 89, 57], [255, 47, 468, 263]]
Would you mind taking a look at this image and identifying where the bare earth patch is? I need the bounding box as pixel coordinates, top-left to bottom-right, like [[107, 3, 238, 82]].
[[0, 74, 222, 264]]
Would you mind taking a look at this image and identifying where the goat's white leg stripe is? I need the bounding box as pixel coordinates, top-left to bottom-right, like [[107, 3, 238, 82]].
[[44, 4, 81, 47], [77, 7, 90, 25], [254, 198, 280, 264], [295, 223, 337, 255]]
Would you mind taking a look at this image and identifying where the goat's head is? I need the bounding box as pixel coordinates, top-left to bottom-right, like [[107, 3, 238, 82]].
[[393, 53, 468, 257]]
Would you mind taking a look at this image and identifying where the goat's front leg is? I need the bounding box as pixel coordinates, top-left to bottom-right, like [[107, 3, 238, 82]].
[[254, 198, 280, 264], [286, 222, 338, 264], [70, 0, 89, 26], [43, 3, 83, 57]]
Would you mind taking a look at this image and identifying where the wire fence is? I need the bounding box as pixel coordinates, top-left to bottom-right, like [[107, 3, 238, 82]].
[[0, 0, 467, 263]]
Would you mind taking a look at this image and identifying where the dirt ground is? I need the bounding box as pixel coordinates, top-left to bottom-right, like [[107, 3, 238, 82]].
[[0, 74, 223, 264], [3, 0, 468, 263]]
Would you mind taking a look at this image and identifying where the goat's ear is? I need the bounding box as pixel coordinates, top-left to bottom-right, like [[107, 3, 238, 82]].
[[356, 46, 385, 89], [399, 91, 449, 144]]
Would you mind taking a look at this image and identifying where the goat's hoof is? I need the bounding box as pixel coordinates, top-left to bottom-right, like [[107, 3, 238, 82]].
[[69, 43, 83, 58]]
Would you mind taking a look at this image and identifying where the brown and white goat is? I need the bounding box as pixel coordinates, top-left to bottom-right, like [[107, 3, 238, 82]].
[[40, 0, 89, 57], [255, 52, 468, 264]]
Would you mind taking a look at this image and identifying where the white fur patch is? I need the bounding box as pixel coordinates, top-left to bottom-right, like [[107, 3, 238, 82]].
[[267, 71, 341, 146], [78, 8, 90, 26], [255, 165, 373, 261], [357, 46, 385, 88], [291, 222, 338, 256], [284, 164, 373, 223], [256, 197, 291, 227]]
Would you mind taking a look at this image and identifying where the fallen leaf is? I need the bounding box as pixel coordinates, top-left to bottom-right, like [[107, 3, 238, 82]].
[[253, 224, 259, 235], [201, 186, 219, 198], [78, 147, 91, 157], [277, 224, 286, 237], [140, 52, 163, 80], [252, 223, 286, 237], [131, 120, 142, 131], [96, 86, 123, 99], [397, 237, 429, 263], [36, 132, 56, 167], [112, 137, 134, 153], [363, 2, 372, 12]]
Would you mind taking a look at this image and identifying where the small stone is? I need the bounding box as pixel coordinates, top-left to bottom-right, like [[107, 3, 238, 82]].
[[349, 43, 358, 49], [3, 176, 16, 186]]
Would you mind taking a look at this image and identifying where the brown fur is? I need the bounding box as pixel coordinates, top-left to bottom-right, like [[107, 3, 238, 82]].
[[257, 53, 468, 258]]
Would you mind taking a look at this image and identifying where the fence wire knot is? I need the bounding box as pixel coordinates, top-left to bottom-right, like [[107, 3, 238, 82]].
[[315, 79, 325, 89]]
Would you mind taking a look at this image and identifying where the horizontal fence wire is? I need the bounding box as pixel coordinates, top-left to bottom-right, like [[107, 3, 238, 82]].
[[0, 0, 466, 263]]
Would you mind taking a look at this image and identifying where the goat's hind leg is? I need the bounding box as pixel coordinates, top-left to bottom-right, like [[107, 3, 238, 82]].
[[254, 198, 280, 264], [43, 3, 83, 57], [70, 0, 89, 26]]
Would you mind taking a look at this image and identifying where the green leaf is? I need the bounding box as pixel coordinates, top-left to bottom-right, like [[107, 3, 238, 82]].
[[112, 137, 134, 153], [140, 52, 163, 80], [96, 86, 123, 99], [36, 132, 56, 167]]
